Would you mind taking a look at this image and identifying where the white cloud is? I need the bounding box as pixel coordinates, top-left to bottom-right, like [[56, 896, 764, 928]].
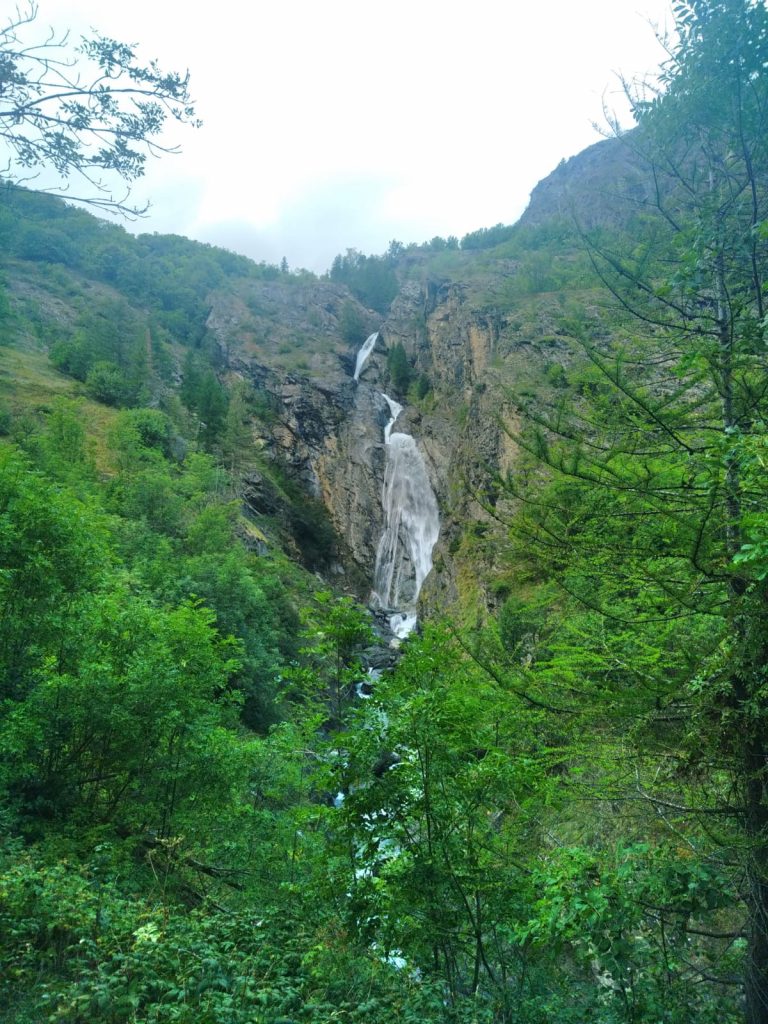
[[7, 0, 673, 270]]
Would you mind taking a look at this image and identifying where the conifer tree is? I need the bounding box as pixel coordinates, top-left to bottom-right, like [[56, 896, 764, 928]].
[[387, 341, 411, 394], [505, 2, 768, 1017]]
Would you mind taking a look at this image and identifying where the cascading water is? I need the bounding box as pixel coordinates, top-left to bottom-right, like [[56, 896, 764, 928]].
[[369, 394, 440, 640], [339, 337, 440, 941], [353, 332, 379, 381], [350, 333, 440, 640]]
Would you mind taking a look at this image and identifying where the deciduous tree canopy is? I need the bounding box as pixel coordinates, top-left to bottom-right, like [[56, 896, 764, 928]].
[[0, 2, 199, 214]]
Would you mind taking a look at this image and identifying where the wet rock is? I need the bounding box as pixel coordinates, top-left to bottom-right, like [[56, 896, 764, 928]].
[[372, 751, 401, 777], [362, 645, 399, 672], [242, 471, 282, 516]]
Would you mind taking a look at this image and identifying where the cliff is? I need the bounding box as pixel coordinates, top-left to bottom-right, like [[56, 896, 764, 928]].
[[200, 147, 634, 619], [0, 137, 632, 621]]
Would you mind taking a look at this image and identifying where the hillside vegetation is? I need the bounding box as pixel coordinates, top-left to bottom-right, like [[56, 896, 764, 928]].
[[3, 1, 768, 1021]]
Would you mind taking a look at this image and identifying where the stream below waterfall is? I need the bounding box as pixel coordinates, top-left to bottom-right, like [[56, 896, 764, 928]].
[[331, 334, 442, 969]]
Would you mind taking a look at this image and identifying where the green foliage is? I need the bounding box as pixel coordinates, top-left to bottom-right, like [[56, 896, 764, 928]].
[[387, 341, 411, 394], [544, 361, 567, 388], [29, 399, 92, 477], [0, 4, 199, 215], [497, 594, 544, 654], [49, 333, 94, 381], [517, 843, 737, 1023], [220, 381, 254, 471], [329, 248, 398, 314], [0, 185, 282, 368], [460, 222, 516, 250], [324, 627, 577, 1020], [47, 295, 150, 402], [287, 592, 373, 730], [4, 592, 241, 834], [181, 354, 229, 447], [491, 3, 768, 1018], [0, 449, 107, 701], [114, 407, 175, 457], [118, 465, 187, 533], [85, 360, 136, 406], [165, 552, 285, 731], [339, 299, 369, 344], [0, 845, 457, 1024], [413, 372, 431, 400], [0, 449, 246, 838], [0, 274, 12, 332], [421, 235, 459, 252]]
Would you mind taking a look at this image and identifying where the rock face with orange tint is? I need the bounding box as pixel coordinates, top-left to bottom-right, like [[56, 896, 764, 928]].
[[206, 137, 634, 616], [211, 273, 522, 616]]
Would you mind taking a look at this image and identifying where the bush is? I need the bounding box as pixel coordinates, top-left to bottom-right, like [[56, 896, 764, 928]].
[[545, 362, 568, 388], [49, 335, 94, 381], [85, 361, 134, 406], [387, 342, 411, 393], [116, 408, 174, 455], [339, 300, 368, 344]]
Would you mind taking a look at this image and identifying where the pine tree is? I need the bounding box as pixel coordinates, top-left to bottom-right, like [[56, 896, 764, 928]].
[[503, 2, 768, 1017], [387, 342, 411, 393]]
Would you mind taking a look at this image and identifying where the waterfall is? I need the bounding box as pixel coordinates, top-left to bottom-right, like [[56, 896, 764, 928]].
[[353, 332, 379, 381], [351, 334, 440, 641], [341, 338, 441, 915], [371, 393, 440, 639]]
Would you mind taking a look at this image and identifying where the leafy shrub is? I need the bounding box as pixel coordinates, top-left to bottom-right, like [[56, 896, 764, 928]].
[[49, 335, 94, 381], [116, 408, 174, 455], [85, 361, 135, 406]]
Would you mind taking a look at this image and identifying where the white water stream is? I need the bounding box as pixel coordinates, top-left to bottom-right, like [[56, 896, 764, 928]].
[[371, 394, 440, 639], [352, 333, 440, 640], [334, 338, 441, 972], [353, 332, 379, 381]]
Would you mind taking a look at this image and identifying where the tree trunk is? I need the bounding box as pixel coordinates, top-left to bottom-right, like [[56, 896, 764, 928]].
[[744, 733, 768, 1024]]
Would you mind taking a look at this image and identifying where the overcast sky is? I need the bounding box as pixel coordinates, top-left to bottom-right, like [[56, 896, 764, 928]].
[[24, 0, 673, 272]]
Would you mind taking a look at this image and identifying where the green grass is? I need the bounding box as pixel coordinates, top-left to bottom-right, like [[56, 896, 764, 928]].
[[0, 346, 120, 470]]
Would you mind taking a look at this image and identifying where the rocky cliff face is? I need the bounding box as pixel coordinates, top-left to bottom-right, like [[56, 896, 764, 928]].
[[520, 134, 648, 231], [379, 282, 518, 614], [212, 272, 521, 618], [212, 291, 392, 597], [208, 139, 627, 620]]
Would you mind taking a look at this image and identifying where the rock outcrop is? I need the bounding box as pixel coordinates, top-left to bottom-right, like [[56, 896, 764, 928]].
[[520, 134, 649, 231], [206, 137, 632, 621], [213, 270, 521, 617]]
